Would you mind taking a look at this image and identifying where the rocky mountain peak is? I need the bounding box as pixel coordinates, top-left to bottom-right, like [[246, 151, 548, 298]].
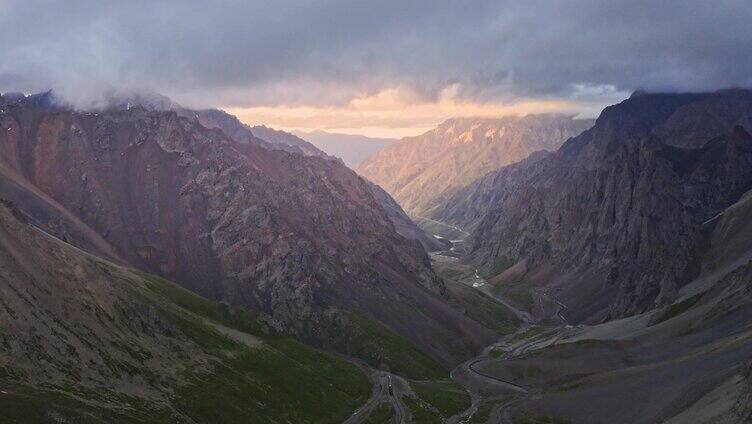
[[358, 114, 593, 217], [433, 89, 752, 322]]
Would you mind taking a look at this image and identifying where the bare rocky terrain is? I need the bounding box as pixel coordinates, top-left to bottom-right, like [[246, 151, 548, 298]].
[[424, 189, 752, 423], [459, 189, 752, 422], [436, 89, 752, 322], [177, 104, 442, 254], [0, 91, 496, 374], [357, 115, 593, 218]]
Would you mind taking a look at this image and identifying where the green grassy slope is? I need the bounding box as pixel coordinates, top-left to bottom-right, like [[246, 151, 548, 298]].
[[0, 213, 371, 424], [321, 309, 447, 379], [404, 378, 471, 423], [364, 402, 395, 423], [444, 278, 520, 334], [142, 273, 372, 423], [2, 270, 372, 424], [410, 379, 471, 417], [0, 268, 370, 423]]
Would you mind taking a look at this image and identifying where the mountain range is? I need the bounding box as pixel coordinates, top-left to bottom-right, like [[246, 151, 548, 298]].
[[431, 90, 752, 422], [435, 90, 752, 322], [345, 88, 752, 422], [0, 91, 505, 392], [357, 115, 594, 218], [5, 88, 752, 423], [292, 130, 396, 167]]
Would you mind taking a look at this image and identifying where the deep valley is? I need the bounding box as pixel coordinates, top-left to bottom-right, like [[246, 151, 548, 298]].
[[2, 4, 752, 422]]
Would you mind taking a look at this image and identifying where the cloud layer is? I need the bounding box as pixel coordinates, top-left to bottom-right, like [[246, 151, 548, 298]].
[[1, 1, 751, 121]]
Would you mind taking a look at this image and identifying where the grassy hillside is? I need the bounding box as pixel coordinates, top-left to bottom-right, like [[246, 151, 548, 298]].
[[444, 278, 520, 334], [142, 272, 372, 423], [410, 379, 471, 418], [403, 378, 471, 423], [3, 268, 372, 423], [364, 402, 395, 423], [0, 203, 371, 423], [322, 310, 447, 379]]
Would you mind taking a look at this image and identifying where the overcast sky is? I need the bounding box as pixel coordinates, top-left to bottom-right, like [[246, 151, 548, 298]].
[[2, 0, 751, 136]]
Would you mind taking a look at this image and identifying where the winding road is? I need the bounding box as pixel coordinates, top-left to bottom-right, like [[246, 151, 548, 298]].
[[342, 370, 411, 424], [466, 358, 528, 393], [429, 219, 571, 424], [538, 288, 569, 325], [346, 218, 571, 423]]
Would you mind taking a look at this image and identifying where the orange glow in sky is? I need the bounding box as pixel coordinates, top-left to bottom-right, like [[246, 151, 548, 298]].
[[225, 85, 600, 138]]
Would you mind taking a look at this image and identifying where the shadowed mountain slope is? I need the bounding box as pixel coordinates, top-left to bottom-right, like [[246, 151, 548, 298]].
[[0, 92, 496, 369], [168, 101, 437, 258], [436, 89, 752, 322], [483, 187, 752, 423], [0, 200, 373, 423]]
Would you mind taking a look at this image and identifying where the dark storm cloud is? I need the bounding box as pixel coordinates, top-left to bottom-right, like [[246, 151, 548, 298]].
[[1, 0, 751, 108]]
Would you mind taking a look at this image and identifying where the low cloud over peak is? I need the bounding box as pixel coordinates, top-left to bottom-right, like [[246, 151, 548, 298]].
[[2, 1, 751, 134]]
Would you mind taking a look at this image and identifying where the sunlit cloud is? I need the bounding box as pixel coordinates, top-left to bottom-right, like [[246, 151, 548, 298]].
[[226, 84, 627, 138], [2, 1, 749, 137]]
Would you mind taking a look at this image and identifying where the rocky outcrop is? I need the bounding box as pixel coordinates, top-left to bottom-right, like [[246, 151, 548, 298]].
[[0, 92, 494, 366], [92, 89, 331, 157], [178, 105, 441, 258], [436, 90, 752, 322], [248, 124, 329, 157], [357, 115, 593, 217]]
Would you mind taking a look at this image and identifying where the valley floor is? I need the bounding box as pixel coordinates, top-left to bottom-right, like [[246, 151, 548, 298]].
[[434, 243, 574, 424], [358, 218, 752, 424], [343, 220, 577, 424]]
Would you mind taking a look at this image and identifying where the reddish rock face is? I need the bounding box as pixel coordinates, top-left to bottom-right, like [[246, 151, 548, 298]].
[[357, 115, 594, 218], [175, 106, 330, 157], [0, 95, 494, 366]]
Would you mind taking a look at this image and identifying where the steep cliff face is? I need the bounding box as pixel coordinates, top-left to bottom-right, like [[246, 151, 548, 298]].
[[357, 115, 593, 217], [0, 93, 494, 366], [248, 124, 329, 157], [170, 104, 438, 257], [437, 90, 752, 322]]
